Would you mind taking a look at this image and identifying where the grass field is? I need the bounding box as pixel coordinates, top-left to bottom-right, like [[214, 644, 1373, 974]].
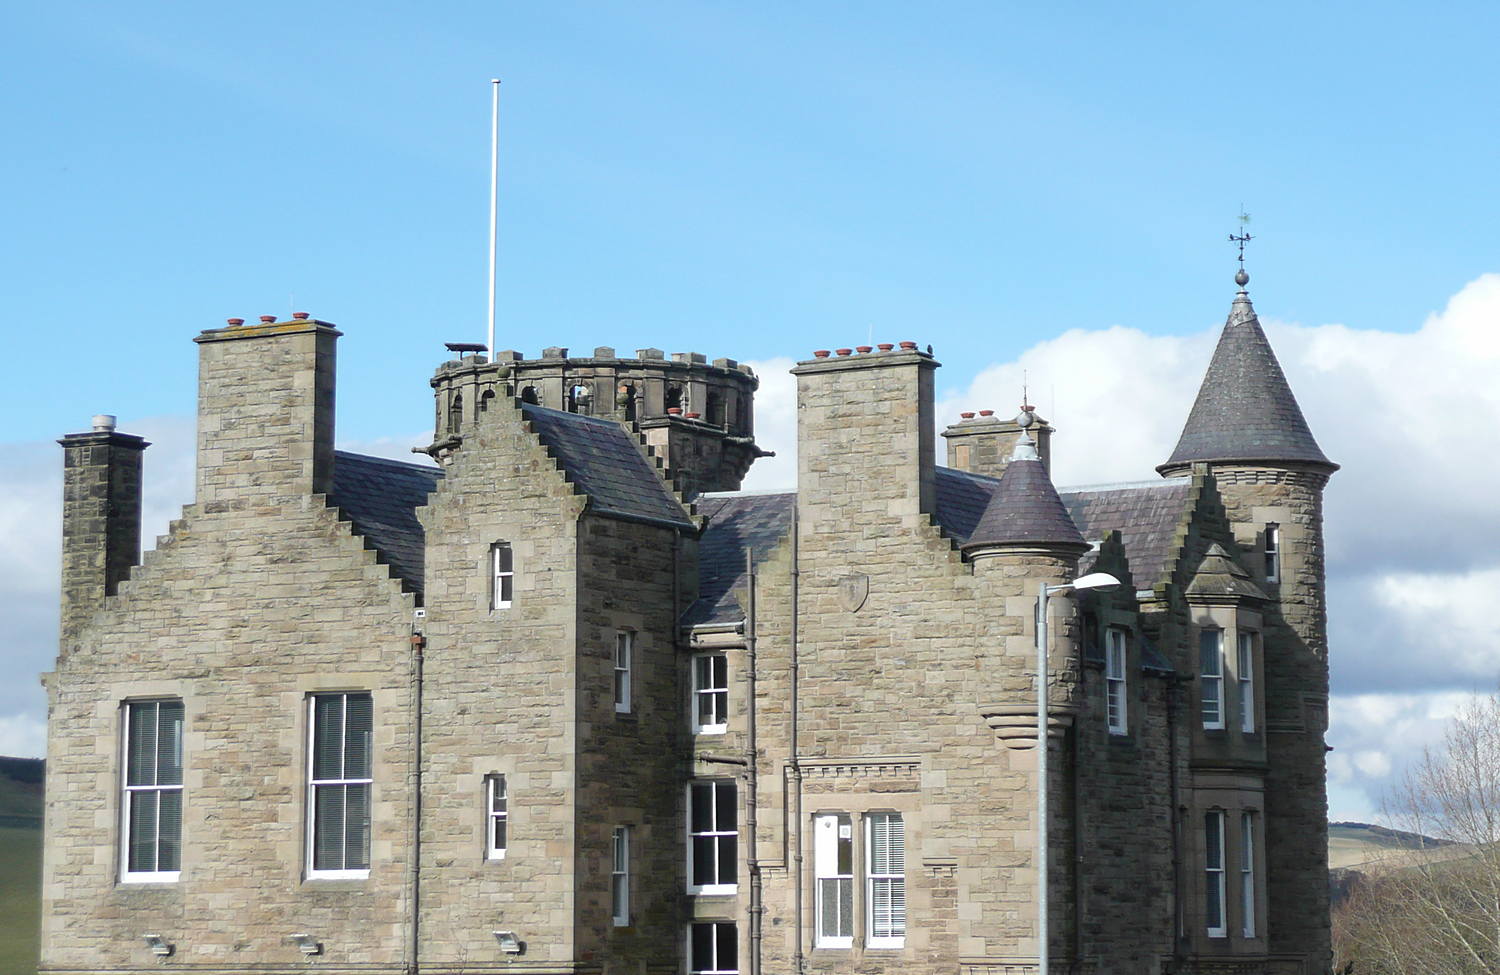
[[0, 824, 41, 975]]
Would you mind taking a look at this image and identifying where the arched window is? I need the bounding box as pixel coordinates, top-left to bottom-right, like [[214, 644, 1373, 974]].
[[447, 392, 463, 434], [520, 386, 539, 405], [479, 388, 495, 413]]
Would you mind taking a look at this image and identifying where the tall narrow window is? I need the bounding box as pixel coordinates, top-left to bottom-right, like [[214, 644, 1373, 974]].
[[122, 699, 184, 882], [1264, 523, 1280, 583], [1238, 632, 1256, 734], [689, 922, 738, 975], [1105, 629, 1127, 735], [612, 826, 630, 926], [614, 631, 633, 714], [1200, 630, 1224, 730], [1205, 811, 1227, 937], [308, 692, 373, 877], [693, 653, 728, 734], [490, 542, 513, 610], [814, 814, 853, 947], [1241, 812, 1256, 938], [486, 774, 508, 860], [689, 780, 737, 893], [866, 813, 906, 947]]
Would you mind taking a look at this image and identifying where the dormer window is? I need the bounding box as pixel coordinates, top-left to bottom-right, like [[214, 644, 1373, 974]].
[[1264, 523, 1280, 583], [490, 542, 513, 610]]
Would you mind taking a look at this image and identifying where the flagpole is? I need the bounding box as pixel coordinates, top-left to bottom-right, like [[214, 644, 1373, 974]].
[[487, 78, 501, 357]]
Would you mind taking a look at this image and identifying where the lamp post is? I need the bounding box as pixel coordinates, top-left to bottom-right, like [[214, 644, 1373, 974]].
[[1036, 571, 1120, 975]]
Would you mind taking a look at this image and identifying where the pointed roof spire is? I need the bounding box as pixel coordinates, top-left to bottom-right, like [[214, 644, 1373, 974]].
[[1159, 270, 1337, 474], [963, 427, 1087, 554]]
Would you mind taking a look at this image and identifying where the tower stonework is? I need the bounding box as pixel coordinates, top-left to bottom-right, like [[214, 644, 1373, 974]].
[[1159, 275, 1338, 973]]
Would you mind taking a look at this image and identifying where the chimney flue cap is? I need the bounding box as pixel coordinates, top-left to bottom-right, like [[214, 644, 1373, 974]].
[[226, 318, 245, 326], [259, 315, 277, 323], [91, 414, 117, 433], [292, 311, 310, 320]]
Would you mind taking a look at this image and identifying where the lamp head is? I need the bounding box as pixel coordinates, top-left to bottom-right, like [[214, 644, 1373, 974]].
[[1069, 572, 1122, 594]]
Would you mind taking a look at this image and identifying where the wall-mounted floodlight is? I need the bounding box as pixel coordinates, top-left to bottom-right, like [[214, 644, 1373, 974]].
[[493, 930, 524, 954], [142, 933, 174, 957], [1035, 571, 1121, 975], [286, 933, 323, 956]]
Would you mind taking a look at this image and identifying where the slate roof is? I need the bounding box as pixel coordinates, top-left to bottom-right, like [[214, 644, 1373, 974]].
[[685, 492, 795, 626], [330, 451, 443, 593], [1162, 286, 1335, 471], [521, 403, 694, 531], [1062, 480, 1193, 587], [961, 453, 1087, 553], [1185, 542, 1269, 601]]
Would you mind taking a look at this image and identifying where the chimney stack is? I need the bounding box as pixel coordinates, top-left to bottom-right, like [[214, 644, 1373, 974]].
[[942, 408, 1053, 479], [58, 421, 149, 643], [193, 316, 341, 504]]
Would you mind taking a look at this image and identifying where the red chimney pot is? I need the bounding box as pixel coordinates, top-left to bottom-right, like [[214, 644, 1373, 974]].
[[259, 315, 276, 323], [226, 318, 245, 326], [877, 343, 894, 351], [979, 410, 995, 417], [835, 348, 853, 356], [813, 350, 831, 358], [899, 341, 917, 350], [292, 312, 310, 320]]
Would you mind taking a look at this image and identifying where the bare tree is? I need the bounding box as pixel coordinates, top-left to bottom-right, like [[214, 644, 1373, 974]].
[[1334, 692, 1500, 974]]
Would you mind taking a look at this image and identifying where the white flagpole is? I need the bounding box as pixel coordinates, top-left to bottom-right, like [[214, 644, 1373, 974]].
[[487, 78, 501, 357]]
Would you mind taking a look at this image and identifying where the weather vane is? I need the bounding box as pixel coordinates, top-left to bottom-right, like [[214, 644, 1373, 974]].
[[1228, 209, 1253, 269]]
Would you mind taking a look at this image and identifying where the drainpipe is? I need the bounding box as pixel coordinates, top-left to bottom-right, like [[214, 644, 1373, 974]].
[[407, 619, 426, 974], [745, 549, 762, 975], [789, 511, 805, 975]]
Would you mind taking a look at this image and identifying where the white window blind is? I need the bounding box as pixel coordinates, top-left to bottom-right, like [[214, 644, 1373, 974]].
[[308, 692, 373, 877], [814, 814, 853, 947], [867, 813, 906, 947]]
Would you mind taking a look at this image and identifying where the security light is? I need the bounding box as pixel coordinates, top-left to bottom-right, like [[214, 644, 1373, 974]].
[[286, 933, 322, 955], [493, 930, 524, 954], [142, 934, 173, 957]]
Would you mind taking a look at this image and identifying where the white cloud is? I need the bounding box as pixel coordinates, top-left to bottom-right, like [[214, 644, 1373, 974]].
[[739, 357, 798, 492], [0, 712, 46, 759]]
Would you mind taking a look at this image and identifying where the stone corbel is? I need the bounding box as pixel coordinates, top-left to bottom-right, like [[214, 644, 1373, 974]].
[[978, 704, 1077, 749]]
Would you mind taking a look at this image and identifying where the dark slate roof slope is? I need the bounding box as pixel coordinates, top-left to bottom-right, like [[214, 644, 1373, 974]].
[[521, 403, 694, 530], [1163, 285, 1335, 471], [1061, 480, 1191, 587], [933, 466, 999, 543], [961, 453, 1086, 552], [330, 451, 443, 593], [685, 492, 795, 626]]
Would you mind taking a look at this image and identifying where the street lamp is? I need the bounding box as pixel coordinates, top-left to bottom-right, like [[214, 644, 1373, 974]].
[[1036, 571, 1120, 975]]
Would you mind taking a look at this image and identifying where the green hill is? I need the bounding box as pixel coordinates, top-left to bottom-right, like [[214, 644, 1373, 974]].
[[0, 756, 43, 975]]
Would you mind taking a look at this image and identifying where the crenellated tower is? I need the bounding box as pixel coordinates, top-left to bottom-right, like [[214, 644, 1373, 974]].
[[422, 345, 763, 496], [1158, 267, 1338, 971]]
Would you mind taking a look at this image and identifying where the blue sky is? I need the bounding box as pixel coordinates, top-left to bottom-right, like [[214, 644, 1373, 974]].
[[5, 1, 1500, 823]]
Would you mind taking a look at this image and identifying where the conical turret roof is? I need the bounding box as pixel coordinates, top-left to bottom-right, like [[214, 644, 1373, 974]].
[[963, 437, 1087, 553], [1160, 277, 1336, 472]]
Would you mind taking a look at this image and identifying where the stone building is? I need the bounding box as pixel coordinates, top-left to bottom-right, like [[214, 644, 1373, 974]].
[[44, 270, 1336, 974]]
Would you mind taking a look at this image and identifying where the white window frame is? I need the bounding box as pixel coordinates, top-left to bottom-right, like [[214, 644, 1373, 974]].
[[693, 652, 728, 734], [813, 813, 854, 948], [865, 812, 906, 948], [1205, 810, 1227, 938], [486, 774, 508, 860], [1200, 630, 1224, 730], [1264, 523, 1280, 583], [612, 826, 630, 926], [688, 921, 738, 975], [1105, 629, 1128, 735], [1238, 632, 1256, 734], [688, 780, 737, 895], [490, 541, 513, 610], [614, 631, 633, 714], [1241, 811, 1256, 938], [120, 699, 184, 883], [307, 692, 373, 880]]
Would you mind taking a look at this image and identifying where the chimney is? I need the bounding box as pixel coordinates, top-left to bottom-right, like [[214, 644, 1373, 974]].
[[193, 316, 341, 504], [58, 416, 149, 642], [941, 408, 1053, 479], [792, 343, 937, 529]]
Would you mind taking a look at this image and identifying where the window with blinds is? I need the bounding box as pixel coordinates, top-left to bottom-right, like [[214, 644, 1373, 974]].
[[121, 699, 184, 882], [308, 692, 373, 877], [814, 813, 853, 947], [866, 812, 906, 947]]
